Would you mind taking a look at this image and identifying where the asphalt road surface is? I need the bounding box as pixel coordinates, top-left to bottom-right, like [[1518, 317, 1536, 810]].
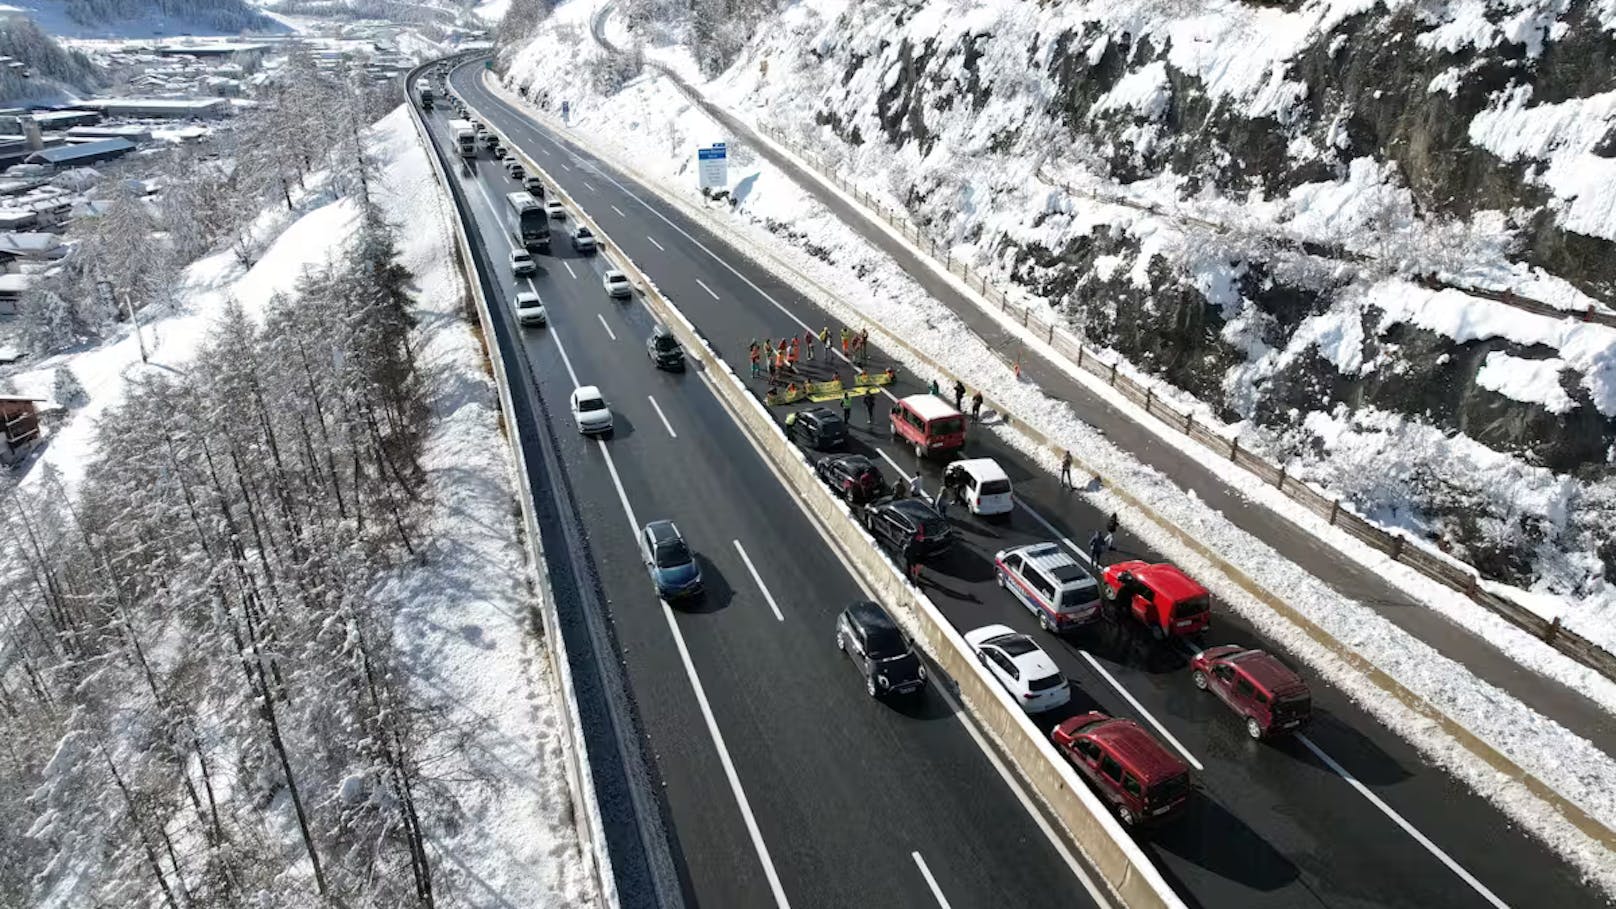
[[432, 60, 1601, 909]]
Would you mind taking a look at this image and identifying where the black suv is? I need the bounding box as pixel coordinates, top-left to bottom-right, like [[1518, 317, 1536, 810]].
[[647, 326, 684, 370], [815, 454, 884, 504], [863, 497, 953, 559], [836, 601, 925, 698], [785, 406, 847, 451]]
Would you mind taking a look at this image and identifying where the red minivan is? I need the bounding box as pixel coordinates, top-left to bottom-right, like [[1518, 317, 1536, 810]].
[[1101, 560, 1211, 639], [1190, 645, 1311, 739], [889, 393, 965, 459], [1051, 711, 1192, 826]]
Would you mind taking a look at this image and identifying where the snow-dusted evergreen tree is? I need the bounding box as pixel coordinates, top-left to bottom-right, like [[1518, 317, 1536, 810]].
[[51, 366, 86, 409]]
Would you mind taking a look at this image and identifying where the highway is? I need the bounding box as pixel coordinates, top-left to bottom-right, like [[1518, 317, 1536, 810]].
[[417, 72, 1108, 909], [433, 60, 1599, 908]]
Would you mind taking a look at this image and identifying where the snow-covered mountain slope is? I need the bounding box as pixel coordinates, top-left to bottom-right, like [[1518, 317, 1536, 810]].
[[0, 0, 281, 37], [599, 0, 1616, 622]]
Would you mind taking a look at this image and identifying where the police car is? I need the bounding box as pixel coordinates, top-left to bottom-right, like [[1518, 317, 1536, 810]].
[[995, 542, 1102, 633]]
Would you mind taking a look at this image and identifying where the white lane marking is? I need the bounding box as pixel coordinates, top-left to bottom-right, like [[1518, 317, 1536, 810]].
[[1297, 734, 1507, 909], [875, 448, 911, 482], [560, 161, 572, 171], [583, 180, 596, 192], [911, 853, 952, 909], [1017, 495, 1082, 558], [597, 313, 617, 341], [646, 235, 665, 251], [591, 434, 792, 908], [563, 260, 577, 279], [732, 540, 786, 622], [647, 395, 677, 439], [612, 204, 627, 218], [696, 278, 720, 300], [468, 94, 1107, 902], [1078, 652, 1203, 771]]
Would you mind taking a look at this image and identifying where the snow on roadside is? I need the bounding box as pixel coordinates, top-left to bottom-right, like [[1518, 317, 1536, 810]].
[[363, 105, 595, 908], [498, 24, 1616, 888]]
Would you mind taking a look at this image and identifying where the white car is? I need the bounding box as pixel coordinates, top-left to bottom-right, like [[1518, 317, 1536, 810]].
[[964, 624, 1071, 713], [603, 269, 632, 299], [545, 199, 566, 219], [514, 291, 546, 326], [570, 385, 613, 435], [509, 248, 536, 277]]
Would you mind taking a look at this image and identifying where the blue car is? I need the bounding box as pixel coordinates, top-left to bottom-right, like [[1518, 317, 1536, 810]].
[[641, 520, 702, 600]]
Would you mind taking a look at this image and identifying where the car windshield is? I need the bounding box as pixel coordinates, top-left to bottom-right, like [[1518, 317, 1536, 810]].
[[864, 627, 908, 660], [577, 228, 592, 237], [931, 416, 965, 435], [917, 516, 949, 539], [979, 479, 1011, 495], [577, 398, 605, 412], [1027, 673, 1064, 692], [653, 540, 691, 568], [607, 275, 626, 284]]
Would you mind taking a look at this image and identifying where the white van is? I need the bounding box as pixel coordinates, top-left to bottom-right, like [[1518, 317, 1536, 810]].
[[944, 457, 1013, 516], [995, 542, 1102, 633]]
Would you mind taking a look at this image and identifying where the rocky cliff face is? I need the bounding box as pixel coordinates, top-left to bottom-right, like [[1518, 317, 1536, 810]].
[[699, 0, 1616, 595]]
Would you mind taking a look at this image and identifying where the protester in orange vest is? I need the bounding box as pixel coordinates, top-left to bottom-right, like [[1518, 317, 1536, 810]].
[[789, 337, 800, 365], [840, 327, 851, 354]]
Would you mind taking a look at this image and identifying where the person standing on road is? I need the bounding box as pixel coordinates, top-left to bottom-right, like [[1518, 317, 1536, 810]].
[[1060, 449, 1074, 490], [749, 341, 761, 378], [903, 538, 924, 586], [970, 390, 983, 422], [804, 329, 816, 361], [952, 379, 966, 412], [908, 474, 923, 499], [819, 325, 831, 353], [1105, 511, 1119, 550], [928, 378, 941, 398], [841, 391, 853, 425], [863, 392, 876, 427], [841, 326, 852, 355], [1088, 531, 1106, 568]]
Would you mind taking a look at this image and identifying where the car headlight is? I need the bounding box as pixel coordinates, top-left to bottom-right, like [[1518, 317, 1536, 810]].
[[875, 674, 889, 689]]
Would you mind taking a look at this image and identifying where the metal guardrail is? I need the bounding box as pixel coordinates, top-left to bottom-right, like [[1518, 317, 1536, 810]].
[[744, 119, 1616, 681]]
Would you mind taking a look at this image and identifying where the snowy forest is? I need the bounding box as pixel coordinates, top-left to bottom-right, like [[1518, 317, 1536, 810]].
[[0, 19, 101, 102], [0, 49, 450, 907], [64, 0, 272, 32]]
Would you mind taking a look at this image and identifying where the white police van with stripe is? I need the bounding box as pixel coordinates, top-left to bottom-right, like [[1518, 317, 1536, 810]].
[[995, 542, 1102, 633]]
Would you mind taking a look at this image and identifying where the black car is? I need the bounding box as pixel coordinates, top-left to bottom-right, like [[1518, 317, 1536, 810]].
[[647, 326, 684, 370], [863, 497, 953, 559], [785, 406, 847, 451], [836, 601, 925, 698], [815, 454, 884, 504]]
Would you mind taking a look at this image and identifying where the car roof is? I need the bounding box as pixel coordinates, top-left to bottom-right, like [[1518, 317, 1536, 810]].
[[510, 248, 531, 257], [574, 384, 602, 398], [1132, 563, 1208, 600], [951, 457, 1007, 482], [515, 292, 541, 304], [844, 600, 897, 632], [1224, 649, 1306, 693], [832, 453, 873, 469], [1011, 542, 1096, 588], [899, 393, 961, 422], [1082, 717, 1190, 782], [887, 498, 941, 520]]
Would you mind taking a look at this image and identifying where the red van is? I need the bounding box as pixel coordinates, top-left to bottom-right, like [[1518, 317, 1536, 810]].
[[1190, 645, 1311, 739], [1051, 711, 1192, 826], [1101, 561, 1211, 639], [889, 394, 965, 458]]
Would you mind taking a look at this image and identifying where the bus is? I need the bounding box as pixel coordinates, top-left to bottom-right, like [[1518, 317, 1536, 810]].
[[504, 191, 550, 252]]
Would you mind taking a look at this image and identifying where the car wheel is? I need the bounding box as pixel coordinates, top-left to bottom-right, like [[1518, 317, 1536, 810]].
[[1039, 612, 1054, 633], [1116, 804, 1134, 826], [1192, 670, 1208, 691], [865, 676, 878, 698], [1150, 624, 1166, 642], [1246, 716, 1263, 740], [913, 441, 925, 459], [996, 570, 1006, 589]]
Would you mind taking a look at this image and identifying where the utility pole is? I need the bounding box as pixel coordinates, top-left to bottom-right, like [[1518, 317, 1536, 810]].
[[98, 279, 147, 364]]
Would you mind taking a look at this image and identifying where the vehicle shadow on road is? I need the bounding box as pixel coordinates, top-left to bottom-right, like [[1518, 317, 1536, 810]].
[[1151, 795, 1300, 892], [1276, 710, 1413, 788], [928, 544, 997, 585], [1074, 609, 1193, 675], [889, 682, 959, 723], [669, 554, 734, 615]]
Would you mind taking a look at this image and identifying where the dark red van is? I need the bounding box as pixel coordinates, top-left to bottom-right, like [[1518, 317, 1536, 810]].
[[889, 393, 965, 459], [1190, 645, 1311, 739], [1051, 711, 1192, 826]]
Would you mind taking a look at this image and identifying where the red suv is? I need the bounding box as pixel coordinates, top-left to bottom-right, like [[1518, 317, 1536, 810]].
[[889, 394, 965, 459], [1191, 645, 1311, 739], [1101, 561, 1211, 638], [1051, 711, 1192, 826]]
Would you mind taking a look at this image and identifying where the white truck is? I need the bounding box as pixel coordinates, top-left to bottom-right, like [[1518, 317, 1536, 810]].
[[448, 118, 477, 157]]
